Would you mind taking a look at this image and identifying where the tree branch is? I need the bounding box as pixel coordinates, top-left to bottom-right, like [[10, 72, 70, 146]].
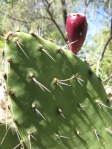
[[61, 0, 67, 27], [0, 11, 30, 23], [100, 18, 112, 61], [0, 11, 51, 24], [100, 35, 112, 61], [42, 0, 67, 42], [84, 0, 93, 15]]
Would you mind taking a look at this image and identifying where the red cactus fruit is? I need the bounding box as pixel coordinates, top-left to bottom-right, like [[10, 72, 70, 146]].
[[66, 13, 87, 54]]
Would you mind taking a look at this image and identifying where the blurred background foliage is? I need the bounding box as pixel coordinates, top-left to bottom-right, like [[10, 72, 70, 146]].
[[0, 0, 112, 86]]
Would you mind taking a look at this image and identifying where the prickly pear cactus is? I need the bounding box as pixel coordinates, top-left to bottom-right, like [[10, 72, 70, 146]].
[[1, 31, 112, 149]]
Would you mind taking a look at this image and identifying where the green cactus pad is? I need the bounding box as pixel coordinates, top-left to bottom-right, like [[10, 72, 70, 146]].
[[0, 123, 20, 149], [1, 32, 112, 149]]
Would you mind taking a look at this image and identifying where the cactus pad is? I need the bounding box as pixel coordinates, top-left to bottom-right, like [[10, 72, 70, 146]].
[[1, 32, 112, 149]]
